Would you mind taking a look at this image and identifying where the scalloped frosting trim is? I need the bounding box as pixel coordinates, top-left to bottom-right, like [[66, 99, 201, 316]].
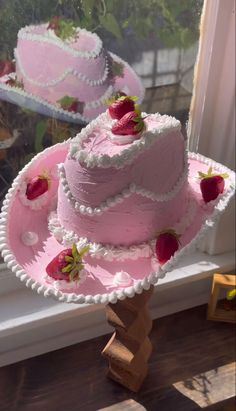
[[0, 80, 114, 123], [18, 24, 103, 59], [0, 150, 235, 305], [58, 161, 189, 216], [15, 49, 110, 87], [48, 193, 198, 261], [0, 51, 145, 124], [69, 111, 183, 169], [48, 211, 152, 261]]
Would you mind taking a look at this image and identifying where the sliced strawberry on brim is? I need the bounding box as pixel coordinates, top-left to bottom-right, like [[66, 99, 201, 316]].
[[57, 95, 82, 113], [111, 108, 145, 136], [198, 167, 229, 203], [108, 95, 138, 120], [46, 244, 89, 282], [155, 229, 180, 265], [26, 170, 51, 200]]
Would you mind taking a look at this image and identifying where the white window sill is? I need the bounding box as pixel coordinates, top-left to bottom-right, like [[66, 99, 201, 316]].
[[0, 249, 235, 367]]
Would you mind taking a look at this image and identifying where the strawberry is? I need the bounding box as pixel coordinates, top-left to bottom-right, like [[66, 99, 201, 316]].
[[46, 244, 89, 282], [57, 95, 81, 113], [47, 17, 76, 40], [111, 108, 145, 136], [155, 229, 180, 265], [47, 16, 61, 31], [198, 167, 229, 203], [68, 101, 80, 113], [0, 60, 15, 77], [108, 95, 138, 120], [26, 171, 51, 200]]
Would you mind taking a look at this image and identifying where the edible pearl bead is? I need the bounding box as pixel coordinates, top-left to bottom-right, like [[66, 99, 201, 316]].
[[21, 231, 39, 246]]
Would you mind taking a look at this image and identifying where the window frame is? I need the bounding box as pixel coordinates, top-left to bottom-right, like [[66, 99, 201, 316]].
[[188, 0, 235, 170]]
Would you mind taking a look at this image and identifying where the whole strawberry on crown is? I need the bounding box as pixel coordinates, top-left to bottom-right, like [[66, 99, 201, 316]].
[[108, 93, 138, 120], [108, 93, 146, 144]]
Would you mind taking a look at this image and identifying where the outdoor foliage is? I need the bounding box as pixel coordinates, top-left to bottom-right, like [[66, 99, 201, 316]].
[[0, 0, 203, 206], [0, 0, 203, 59]]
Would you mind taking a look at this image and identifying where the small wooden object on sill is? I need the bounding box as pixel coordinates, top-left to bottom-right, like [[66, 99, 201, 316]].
[[207, 273, 236, 324], [102, 286, 154, 392]]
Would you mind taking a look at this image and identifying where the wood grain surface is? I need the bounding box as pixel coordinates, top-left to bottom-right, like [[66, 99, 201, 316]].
[[0, 304, 235, 411], [102, 287, 154, 392]]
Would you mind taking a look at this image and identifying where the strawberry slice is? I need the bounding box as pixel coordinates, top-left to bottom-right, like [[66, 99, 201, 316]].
[[155, 229, 180, 265], [198, 167, 229, 203], [0, 60, 15, 77], [46, 244, 89, 282], [108, 95, 138, 120], [26, 171, 51, 200], [111, 108, 145, 136]]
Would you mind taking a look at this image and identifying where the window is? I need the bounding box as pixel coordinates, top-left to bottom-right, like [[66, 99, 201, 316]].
[[0, 0, 203, 210], [0, 1, 235, 363]]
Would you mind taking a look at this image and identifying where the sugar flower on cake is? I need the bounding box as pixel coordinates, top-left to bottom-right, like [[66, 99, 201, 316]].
[[155, 229, 181, 265], [19, 170, 51, 210], [45, 243, 89, 290], [198, 167, 229, 203]]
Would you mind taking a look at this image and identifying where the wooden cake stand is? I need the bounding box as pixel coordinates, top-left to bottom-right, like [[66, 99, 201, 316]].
[[102, 286, 154, 392]]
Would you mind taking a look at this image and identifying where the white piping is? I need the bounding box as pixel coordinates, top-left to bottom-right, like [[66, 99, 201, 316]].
[[58, 160, 189, 216], [48, 195, 198, 260], [70, 111, 183, 169], [18, 24, 103, 59], [0, 144, 234, 304], [15, 49, 110, 87]]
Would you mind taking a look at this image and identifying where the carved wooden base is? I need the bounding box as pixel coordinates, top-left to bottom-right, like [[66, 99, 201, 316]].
[[102, 286, 154, 392]]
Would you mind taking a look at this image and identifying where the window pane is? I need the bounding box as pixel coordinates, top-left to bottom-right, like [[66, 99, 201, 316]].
[[0, 0, 203, 211]]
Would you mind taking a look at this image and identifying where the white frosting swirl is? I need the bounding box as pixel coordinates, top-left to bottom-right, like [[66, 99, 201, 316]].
[[113, 271, 133, 286]]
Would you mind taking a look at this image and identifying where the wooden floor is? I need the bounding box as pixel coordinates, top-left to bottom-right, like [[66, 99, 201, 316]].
[[0, 305, 235, 411]]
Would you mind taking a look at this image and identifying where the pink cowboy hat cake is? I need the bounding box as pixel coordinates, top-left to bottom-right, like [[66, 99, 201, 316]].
[[0, 19, 144, 124], [0, 98, 235, 305]]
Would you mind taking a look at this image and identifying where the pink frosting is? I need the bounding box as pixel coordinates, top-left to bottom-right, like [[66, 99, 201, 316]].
[[57, 182, 189, 245], [12, 24, 145, 121], [15, 24, 112, 109], [57, 114, 189, 245], [16, 26, 106, 80]]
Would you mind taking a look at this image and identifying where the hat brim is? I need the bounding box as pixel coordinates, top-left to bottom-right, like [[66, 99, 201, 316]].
[[0, 141, 235, 304], [0, 52, 145, 125]]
